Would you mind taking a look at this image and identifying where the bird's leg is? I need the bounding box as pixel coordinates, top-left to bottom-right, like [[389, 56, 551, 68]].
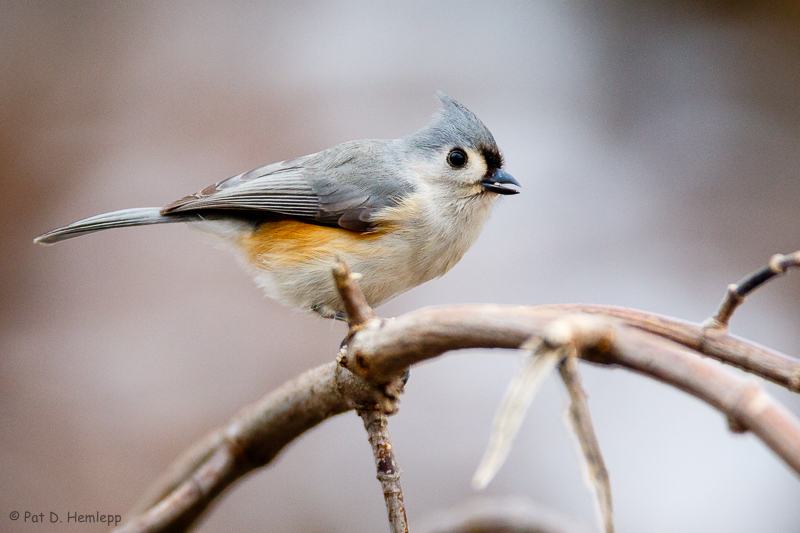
[[311, 303, 347, 322]]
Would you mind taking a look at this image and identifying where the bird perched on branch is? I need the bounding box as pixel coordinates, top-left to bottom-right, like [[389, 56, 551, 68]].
[[35, 92, 519, 318]]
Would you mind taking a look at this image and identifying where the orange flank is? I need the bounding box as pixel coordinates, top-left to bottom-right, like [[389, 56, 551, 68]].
[[239, 219, 388, 269]]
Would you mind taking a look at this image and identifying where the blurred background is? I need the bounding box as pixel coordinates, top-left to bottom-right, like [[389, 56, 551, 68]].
[[2, 1, 800, 531]]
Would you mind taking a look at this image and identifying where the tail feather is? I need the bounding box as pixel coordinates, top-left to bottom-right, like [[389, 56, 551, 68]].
[[34, 207, 197, 245]]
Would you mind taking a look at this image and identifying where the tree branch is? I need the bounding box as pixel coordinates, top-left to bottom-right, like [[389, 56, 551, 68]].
[[473, 316, 615, 531], [117, 258, 800, 532], [559, 353, 613, 533], [610, 324, 800, 474], [333, 256, 375, 329], [342, 303, 800, 392], [472, 338, 562, 490], [704, 251, 800, 330], [336, 258, 410, 533], [359, 410, 409, 533], [116, 362, 394, 533], [339, 307, 800, 475]]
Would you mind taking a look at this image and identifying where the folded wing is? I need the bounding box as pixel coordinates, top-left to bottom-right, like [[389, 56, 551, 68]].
[[161, 144, 414, 232]]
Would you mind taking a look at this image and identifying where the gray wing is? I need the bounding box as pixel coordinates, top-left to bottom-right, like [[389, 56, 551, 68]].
[[161, 157, 319, 217], [161, 141, 415, 232]]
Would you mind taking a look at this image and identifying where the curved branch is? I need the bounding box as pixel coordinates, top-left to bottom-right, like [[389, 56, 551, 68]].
[[609, 323, 800, 474], [116, 362, 390, 533], [343, 304, 800, 392], [119, 304, 800, 532], [550, 304, 800, 392], [341, 306, 800, 473]]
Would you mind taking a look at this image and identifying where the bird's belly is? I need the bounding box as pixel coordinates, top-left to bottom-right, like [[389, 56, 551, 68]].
[[236, 219, 412, 315]]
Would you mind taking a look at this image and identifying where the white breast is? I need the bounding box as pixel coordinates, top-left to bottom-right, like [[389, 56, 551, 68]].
[[190, 190, 497, 318]]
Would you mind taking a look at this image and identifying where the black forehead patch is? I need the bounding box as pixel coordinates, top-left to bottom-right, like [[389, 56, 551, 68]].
[[481, 148, 503, 170]]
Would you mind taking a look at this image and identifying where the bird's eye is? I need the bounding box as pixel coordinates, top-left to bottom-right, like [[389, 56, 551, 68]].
[[447, 148, 468, 168]]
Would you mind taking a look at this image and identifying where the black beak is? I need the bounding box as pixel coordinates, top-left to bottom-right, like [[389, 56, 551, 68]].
[[481, 168, 520, 195]]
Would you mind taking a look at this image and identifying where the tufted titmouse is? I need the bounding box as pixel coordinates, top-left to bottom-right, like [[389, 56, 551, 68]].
[[35, 92, 519, 318]]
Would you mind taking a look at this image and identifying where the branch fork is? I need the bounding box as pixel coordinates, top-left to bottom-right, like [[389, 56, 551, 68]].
[[473, 314, 616, 532], [332, 257, 410, 533]]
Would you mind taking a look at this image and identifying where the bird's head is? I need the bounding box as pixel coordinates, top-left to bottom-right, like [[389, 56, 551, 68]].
[[405, 92, 520, 198]]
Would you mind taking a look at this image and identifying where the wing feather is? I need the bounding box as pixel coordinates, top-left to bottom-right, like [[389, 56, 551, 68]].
[[159, 143, 415, 232], [161, 158, 318, 216]]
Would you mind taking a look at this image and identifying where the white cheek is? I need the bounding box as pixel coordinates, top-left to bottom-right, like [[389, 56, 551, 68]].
[[409, 149, 487, 187], [467, 151, 488, 181]]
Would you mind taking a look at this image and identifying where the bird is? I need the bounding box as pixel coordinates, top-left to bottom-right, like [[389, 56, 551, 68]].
[[35, 92, 519, 319]]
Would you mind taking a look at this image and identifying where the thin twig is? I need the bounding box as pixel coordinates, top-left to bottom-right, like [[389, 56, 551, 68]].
[[473, 316, 614, 528], [359, 410, 409, 533], [559, 353, 613, 533], [332, 256, 375, 328], [472, 338, 563, 490], [704, 251, 800, 330]]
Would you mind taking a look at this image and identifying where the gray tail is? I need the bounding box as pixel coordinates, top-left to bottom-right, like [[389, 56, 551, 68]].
[[34, 207, 198, 245]]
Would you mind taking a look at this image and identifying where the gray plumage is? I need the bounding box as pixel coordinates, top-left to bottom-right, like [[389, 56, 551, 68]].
[[34, 208, 199, 244], [411, 91, 499, 156], [34, 92, 519, 316], [35, 92, 501, 244], [162, 139, 416, 232]]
